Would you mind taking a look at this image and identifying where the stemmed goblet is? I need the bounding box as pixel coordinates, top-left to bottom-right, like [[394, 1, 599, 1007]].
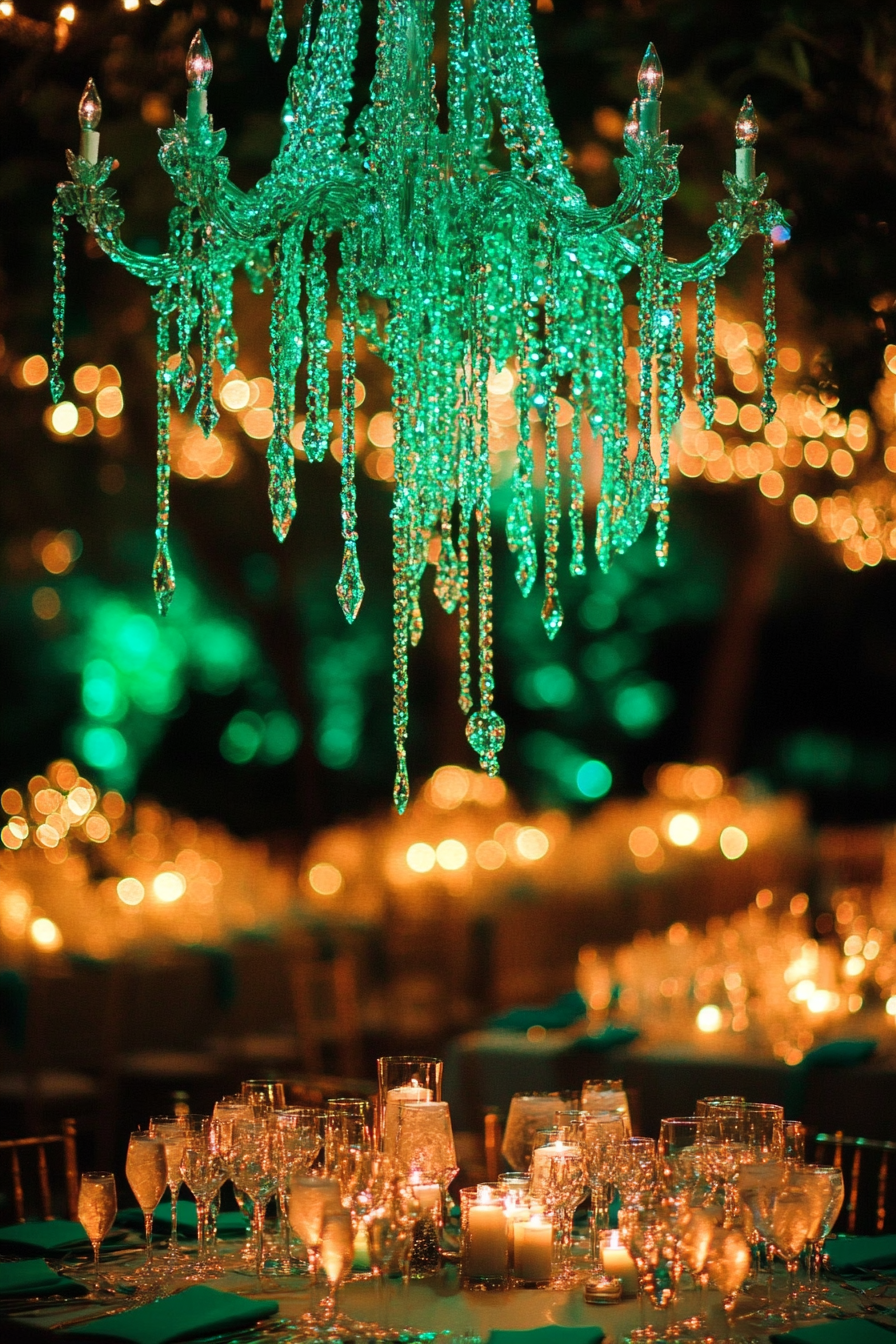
[[617, 1137, 657, 1209], [289, 1173, 344, 1287], [803, 1165, 844, 1307], [231, 1118, 278, 1279], [274, 1108, 323, 1274], [707, 1224, 752, 1342], [180, 1120, 228, 1279], [148, 1115, 187, 1263], [580, 1112, 626, 1281], [125, 1131, 168, 1281], [77, 1171, 117, 1295]]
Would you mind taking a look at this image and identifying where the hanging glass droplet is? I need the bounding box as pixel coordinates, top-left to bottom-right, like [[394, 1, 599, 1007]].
[[267, 0, 287, 62], [466, 708, 506, 776]]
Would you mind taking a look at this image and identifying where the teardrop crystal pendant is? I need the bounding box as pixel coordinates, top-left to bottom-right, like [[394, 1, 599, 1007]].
[[466, 708, 506, 777], [336, 544, 365, 623]]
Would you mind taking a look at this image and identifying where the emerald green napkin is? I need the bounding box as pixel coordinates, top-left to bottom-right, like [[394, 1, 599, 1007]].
[[0, 1221, 89, 1257], [63, 1285, 278, 1343], [490, 1328, 604, 1344], [0, 1259, 85, 1298], [824, 1234, 896, 1272], [770, 1320, 896, 1344]]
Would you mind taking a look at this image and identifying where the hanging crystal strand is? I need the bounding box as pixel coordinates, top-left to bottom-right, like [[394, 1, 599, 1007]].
[[760, 235, 778, 423], [267, 0, 286, 61], [392, 511, 411, 813], [267, 226, 297, 541], [541, 263, 563, 638], [389, 291, 415, 814], [465, 499, 505, 774], [694, 274, 716, 429], [196, 242, 219, 439], [152, 297, 176, 615], [303, 226, 332, 463], [457, 515, 472, 715], [568, 366, 586, 577], [507, 267, 539, 597], [654, 289, 683, 567], [50, 197, 67, 404], [336, 233, 364, 622], [594, 275, 628, 572]]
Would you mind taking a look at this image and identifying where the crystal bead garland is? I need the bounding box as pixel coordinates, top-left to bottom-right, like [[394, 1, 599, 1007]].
[[51, 0, 786, 810]]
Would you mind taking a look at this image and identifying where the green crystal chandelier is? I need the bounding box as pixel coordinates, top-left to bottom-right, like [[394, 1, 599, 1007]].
[[50, 0, 785, 810]]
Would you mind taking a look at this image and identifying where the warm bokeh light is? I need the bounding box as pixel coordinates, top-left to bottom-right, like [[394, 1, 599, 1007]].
[[308, 861, 342, 895], [50, 401, 79, 435], [628, 825, 659, 858], [2, 789, 24, 815], [430, 766, 470, 809], [515, 827, 549, 860], [95, 386, 124, 419], [32, 587, 61, 620], [666, 812, 700, 846], [719, 825, 748, 859], [153, 870, 186, 902], [117, 877, 144, 905], [696, 1004, 723, 1033], [406, 842, 436, 873], [73, 364, 100, 394], [435, 838, 467, 870], [21, 355, 49, 386], [475, 839, 506, 870], [30, 916, 63, 950]]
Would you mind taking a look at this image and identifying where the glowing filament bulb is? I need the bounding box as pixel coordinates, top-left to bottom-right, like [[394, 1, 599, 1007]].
[[185, 29, 213, 89], [624, 99, 639, 139], [637, 43, 663, 100], [78, 78, 102, 131], [735, 96, 759, 147]]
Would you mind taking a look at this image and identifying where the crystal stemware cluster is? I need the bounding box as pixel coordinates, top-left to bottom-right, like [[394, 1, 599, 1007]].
[[51, 2, 785, 808]]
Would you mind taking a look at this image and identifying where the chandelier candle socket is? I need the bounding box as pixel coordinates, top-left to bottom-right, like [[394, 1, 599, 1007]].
[[52, 7, 784, 807], [77, 78, 101, 163]]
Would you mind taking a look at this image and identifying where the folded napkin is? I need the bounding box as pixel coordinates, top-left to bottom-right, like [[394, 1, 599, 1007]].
[[63, 1285, 278, 1344], [0, 1221, 89, 1257], [489, 1328, 604, 1344], [115, 1203, 247, 1239], [824, 1234, 896, 1273], [486, 990, 587, 1033], [567, 1024, 639, 1052], [769, 1320, 896, 1344], [802, 1038, 877, 1067], [0, 1259, 86, 1298]]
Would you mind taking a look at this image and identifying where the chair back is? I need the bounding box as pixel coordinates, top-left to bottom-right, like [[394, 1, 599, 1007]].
[[289, 939, 362, 1078], [0, 1118, 78, 1222], [811, 1130, 896, 1234]]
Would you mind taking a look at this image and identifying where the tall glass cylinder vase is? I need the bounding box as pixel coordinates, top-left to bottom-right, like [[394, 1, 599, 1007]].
[[376, 1056, 442, 1153]]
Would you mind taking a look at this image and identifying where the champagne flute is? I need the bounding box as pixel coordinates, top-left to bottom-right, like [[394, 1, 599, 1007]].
[[149, 1116, 186, 1262], [77, 1172, 117, 1293], [772, 1185, 814, 1321], [580, 1113, 625, 1280], [289, 1173, 343, 1285], [804, 1165, 844, 1306], [318, 1209, 354, 1327], [274, 1108, 323, 1273], [231, 1118, 278, 1278], [708, 1225, 751, 1341], [125, 1132, 167, 1277]]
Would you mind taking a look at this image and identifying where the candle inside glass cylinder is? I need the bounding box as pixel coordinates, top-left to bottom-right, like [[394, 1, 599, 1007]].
[[465, 1188, 508, 1278], [529, 1140, 579, 1197], [513, 1212, 553, 1283], [601, 1229, 639, 1294], [383, 1084, 432, 1154]]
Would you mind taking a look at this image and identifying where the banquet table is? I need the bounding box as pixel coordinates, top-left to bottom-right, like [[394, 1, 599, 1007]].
[[444, 1031, 896, 1141], [0, 1240, 866, 1344]]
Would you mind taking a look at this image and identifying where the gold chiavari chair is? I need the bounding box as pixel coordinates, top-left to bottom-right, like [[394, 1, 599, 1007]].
[[289, 940, 362, 1078], [0, 1118, 79, 1223], [811, 1130, 896, 1234]]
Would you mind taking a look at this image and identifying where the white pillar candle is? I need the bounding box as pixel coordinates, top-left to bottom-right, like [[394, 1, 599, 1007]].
[[465, 1189, 508, 1278], [384, 1085, 432, 1154], [410, 1181, 441, 1214], [601, 1230, 639, 1295], [513, 1213, 553, 1282]]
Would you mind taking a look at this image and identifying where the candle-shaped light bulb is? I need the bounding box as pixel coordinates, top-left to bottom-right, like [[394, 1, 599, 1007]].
[[624, 98, 639, 139], [734, 95, 759, 181], [78, 78, 102, 130], [735, 95, 759, 147], [637, 43, 663, 100], [185, 29, 213, 90]]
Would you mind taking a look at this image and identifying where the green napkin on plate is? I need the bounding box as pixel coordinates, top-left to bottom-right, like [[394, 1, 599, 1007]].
[[489, 1328, 604, 1344], [770, 1320, 896, 1344], [824, 1234, 896, 1273], [63, 1285, 278, 1344], [0, 1221, 89, 1257], [0, 1259, 86, 1298], [115, 1204, 247, 1238]]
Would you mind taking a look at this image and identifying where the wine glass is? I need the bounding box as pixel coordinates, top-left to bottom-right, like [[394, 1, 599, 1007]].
[[771, 1183, 815, 1320], [707, 1225, 751, 1341], [180, 1120, 228, 1278], [741, 1103, 784, 1163], [658, 1117, 703, 1201], [701, 1112, 750, 1223], [803, 1165, 844, 1306], [621, 1201, 679, 1343], [231, 1118, 278, 1278], [77, 1171, 117, 1294], [737, 1161, 786, 1313], [695, 1097, 745, 1117], [540, 1150, 586, 1287], [580, 1079, 631, 1134], [125, 1132, 168, 1279], [289, 1173, 344, 1285], [148, 1115, 187, 1262], [580, 1113, 626, 1279], [617, 1137, 657, 1208], [677, 1204, 721, 1332], [395, 1100, 457, 1224], [273, 1108, 323, 1273], [241, 1079, 286, 1114], [501, 1091, 575, 1171]]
